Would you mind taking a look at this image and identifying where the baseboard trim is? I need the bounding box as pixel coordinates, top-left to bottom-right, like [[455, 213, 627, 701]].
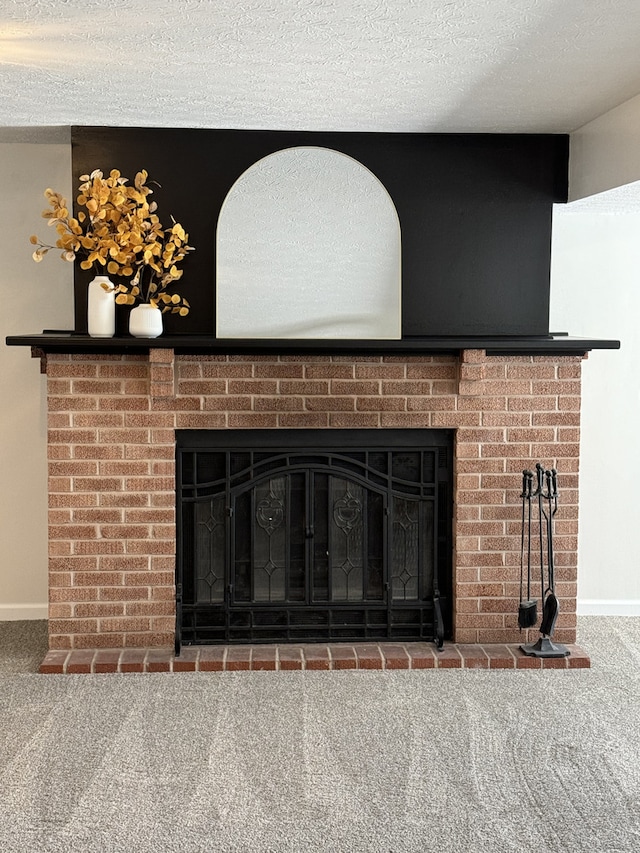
[[0, 604, 48, 621], [578, 599, 640, 616], [5, 601, 640, 620]]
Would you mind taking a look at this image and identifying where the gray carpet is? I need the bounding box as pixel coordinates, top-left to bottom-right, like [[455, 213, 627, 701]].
[[1, 618, 640, 853], [0, 619, 48, 675]]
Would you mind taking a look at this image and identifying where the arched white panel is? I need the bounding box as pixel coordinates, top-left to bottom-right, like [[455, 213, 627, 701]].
[[216, 146, 401, 339]]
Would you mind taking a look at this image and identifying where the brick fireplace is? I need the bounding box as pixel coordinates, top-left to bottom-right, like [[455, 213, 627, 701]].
[[42, 346, 582, 654], [9, 126, 618, 671]]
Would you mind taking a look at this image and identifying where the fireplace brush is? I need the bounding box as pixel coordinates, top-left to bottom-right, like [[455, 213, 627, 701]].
[[518, 469, 538, 629]]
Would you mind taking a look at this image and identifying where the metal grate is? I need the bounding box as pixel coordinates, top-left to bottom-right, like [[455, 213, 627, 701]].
[[176, 429, 453, 648]]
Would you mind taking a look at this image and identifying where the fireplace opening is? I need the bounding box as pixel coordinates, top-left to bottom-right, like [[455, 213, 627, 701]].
[[176, 429, 453, 648]]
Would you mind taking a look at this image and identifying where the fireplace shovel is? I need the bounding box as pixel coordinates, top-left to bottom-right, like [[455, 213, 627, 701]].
[[520, 465, 569, 659], [517, 470, 538, 630], [539, 468, 559, 637]]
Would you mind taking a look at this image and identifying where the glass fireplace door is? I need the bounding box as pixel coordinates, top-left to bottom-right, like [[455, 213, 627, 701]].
[[230, 472, 386, 609], [176, 430, 452, 647]]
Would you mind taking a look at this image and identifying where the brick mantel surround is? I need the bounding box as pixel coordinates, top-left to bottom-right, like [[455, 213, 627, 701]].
[[44, 347, 582, 652]]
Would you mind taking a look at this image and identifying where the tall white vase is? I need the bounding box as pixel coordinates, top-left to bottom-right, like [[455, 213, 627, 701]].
[[87, 275, 115, 338], [129, 303, 163, 338]]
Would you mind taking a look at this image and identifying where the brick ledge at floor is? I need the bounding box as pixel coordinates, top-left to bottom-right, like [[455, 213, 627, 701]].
[[40, 642, 590, 673]]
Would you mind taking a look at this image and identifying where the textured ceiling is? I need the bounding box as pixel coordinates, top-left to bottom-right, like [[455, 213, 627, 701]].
[[2, 0, 640, 133]]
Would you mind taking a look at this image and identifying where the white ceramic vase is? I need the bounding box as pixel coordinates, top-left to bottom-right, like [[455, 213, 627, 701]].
[[129, 303, 163, 338], [87, 275, 115, 338]]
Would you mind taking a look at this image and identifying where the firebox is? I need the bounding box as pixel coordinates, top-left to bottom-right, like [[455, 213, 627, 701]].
[[176, 429, 453, 648]]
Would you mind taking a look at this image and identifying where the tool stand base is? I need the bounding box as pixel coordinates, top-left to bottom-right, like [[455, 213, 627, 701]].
[[520, 637, 570, 658]]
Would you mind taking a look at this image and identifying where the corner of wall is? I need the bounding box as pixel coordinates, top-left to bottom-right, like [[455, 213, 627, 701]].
[[569, 93, 640, 201]]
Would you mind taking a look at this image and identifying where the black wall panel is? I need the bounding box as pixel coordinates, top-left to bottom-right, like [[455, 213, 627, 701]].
[[71, 127, 568, 338]]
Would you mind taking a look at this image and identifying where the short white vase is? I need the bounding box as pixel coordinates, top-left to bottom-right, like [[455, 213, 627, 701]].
[[87, 275, 115, 338], [129, 303, 163, 338]]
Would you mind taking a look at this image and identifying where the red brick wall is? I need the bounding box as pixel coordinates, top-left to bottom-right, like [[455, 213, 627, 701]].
[[45, 348, 581, 649]]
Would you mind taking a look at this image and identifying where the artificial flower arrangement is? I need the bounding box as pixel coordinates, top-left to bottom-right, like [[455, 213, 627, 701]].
[[30, 168, 194, 315]]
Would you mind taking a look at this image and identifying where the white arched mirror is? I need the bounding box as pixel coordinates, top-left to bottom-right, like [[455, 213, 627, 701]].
[[216, 146, 401, 339]]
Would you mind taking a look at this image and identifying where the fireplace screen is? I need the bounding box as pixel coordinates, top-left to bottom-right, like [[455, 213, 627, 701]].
[[176, 430, 452, 647]]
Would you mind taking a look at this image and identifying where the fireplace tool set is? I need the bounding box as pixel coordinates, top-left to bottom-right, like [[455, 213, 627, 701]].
[[518, 463, 570, 658]]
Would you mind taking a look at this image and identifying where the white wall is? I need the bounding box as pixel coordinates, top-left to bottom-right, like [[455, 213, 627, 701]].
[[570, 93, 640, 201], [0, 133, 72, 619], [550, 208, 640, 612]]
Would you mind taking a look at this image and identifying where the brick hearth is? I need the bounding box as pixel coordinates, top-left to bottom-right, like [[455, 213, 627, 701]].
[[39, 641, 591, 673], [44, 347, 582, 653]]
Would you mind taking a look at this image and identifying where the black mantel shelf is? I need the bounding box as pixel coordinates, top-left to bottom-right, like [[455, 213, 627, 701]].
[[6, 332, 621, 357]]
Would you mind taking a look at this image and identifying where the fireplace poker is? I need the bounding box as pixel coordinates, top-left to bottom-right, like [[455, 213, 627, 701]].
[[536, 463, 546, 616]]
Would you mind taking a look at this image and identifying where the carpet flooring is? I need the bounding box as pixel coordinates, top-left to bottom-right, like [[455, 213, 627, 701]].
[[0, 619, 48, 675], [1, 617, 639, 852]]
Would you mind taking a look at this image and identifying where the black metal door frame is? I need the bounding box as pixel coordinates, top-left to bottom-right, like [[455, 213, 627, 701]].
[[176, 429, 453, 649]]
